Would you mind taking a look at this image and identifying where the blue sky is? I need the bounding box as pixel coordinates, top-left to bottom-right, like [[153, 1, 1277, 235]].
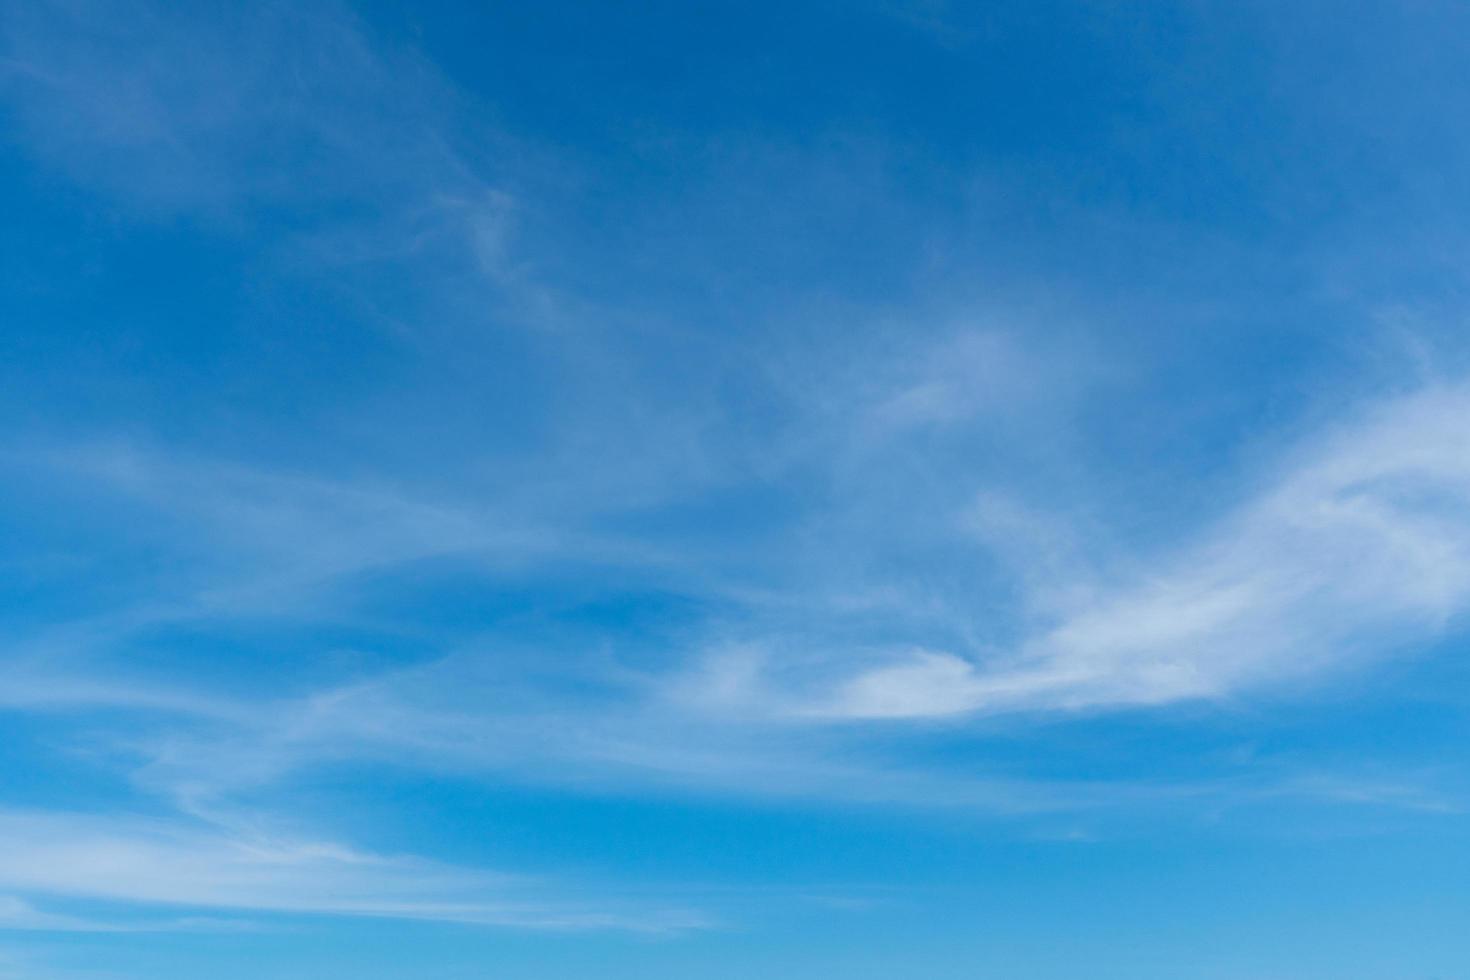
[[3, 1, 1470, 976]]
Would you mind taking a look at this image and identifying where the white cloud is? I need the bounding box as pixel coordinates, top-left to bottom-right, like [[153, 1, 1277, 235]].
[[0, 0, 557, 340], [0, 895, 252, 934], [0, 809, 702, 933], [4, 342, 1467, 829], [797, 382, 1470, 717]]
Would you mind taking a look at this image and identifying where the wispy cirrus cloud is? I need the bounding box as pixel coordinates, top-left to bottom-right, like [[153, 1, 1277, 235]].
[[9, 375, 1470, 801], [0, 895, 253, 935], [5, 0, 1470, 972], [739, 381, 1470, 718], [0, 808, 704, 934], [0, 0, 561, 342]]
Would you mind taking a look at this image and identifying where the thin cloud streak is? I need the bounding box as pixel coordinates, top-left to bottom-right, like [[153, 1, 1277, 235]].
[[784, 382, 1470, 717], [0, 808, 705, 934], [0, 895, 256, 935], [5, 383, 1470, 818]]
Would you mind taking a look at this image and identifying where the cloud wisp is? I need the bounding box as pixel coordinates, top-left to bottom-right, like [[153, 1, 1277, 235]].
[[0, 808, 704, 934], [31, 376, 1469, 732], [757, 382, 1470, 718]]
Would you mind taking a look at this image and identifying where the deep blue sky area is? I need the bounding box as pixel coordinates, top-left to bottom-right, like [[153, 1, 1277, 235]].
[[4, 2, 1470, 977]]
